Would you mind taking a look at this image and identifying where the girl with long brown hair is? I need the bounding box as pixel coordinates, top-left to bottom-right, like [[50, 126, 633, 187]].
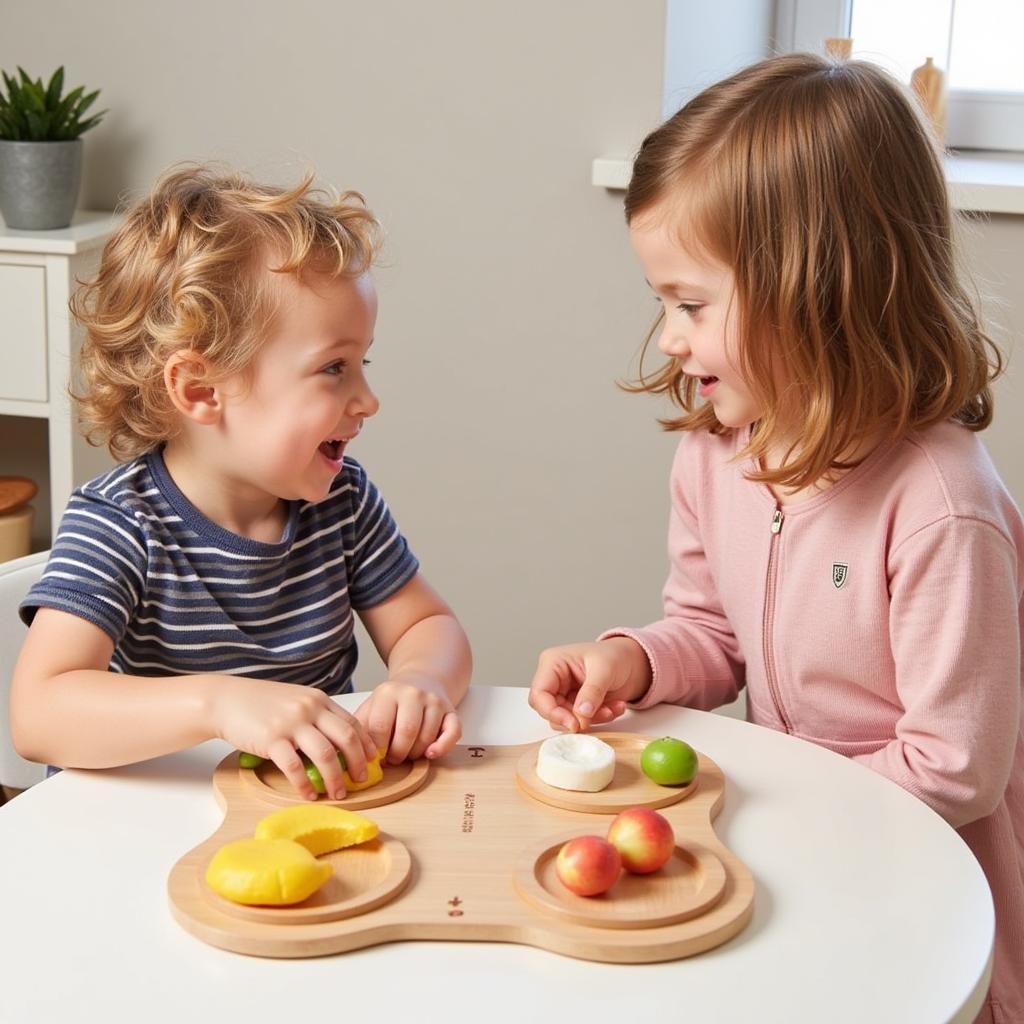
[[530, 54, 1022, 1022]]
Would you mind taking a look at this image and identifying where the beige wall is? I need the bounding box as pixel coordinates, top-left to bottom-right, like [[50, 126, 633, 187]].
[[961, 214, 1024, 502], [2, 1, 1020, 696]]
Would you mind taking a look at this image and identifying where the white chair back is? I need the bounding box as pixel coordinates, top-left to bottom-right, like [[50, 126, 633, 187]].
[[0, 551, 48, 790]]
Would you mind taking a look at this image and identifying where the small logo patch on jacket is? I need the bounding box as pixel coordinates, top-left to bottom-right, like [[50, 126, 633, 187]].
[[832, 563, 849, 589]]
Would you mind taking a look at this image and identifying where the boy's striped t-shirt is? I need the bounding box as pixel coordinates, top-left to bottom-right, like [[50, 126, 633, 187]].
[[19, 449, 419, 694]]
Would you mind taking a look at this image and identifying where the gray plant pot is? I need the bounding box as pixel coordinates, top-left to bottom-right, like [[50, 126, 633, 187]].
[[0, 139, 83, 230]]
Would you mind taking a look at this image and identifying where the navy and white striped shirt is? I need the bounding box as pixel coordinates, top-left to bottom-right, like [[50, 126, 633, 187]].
[[20, 449, 419, 695]]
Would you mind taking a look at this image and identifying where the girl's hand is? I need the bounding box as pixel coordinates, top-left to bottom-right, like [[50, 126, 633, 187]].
[[208, 677, 378, 801], [355, 678, 461, 764], [529, 638, 653, 732]]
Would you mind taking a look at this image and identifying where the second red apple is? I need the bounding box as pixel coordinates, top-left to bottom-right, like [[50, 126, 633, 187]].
[[554, 835, 622, 896], [606, 806, 675, 874]]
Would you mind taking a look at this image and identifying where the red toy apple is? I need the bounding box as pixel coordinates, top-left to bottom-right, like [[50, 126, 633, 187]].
[[606, 807, 675, 874], [554, 836, 622, 896]]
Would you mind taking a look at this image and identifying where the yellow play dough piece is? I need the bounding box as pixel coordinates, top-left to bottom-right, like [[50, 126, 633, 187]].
[[343, 749, 386, 792], [255, 805, 380, 856], [205, 838, 332, 906]]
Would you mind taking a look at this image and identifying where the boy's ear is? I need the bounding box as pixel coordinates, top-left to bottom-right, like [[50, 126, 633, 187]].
[[163, 349, 222, 425]]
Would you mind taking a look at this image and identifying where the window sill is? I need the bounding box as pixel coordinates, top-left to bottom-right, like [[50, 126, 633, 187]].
[[592, 151, 1024, 216]]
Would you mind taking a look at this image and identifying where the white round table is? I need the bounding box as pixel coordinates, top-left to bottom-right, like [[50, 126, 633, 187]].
[[0, 686, 993, 1023]]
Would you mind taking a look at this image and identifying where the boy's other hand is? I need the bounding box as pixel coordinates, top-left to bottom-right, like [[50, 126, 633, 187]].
[[355, 678, 461, 764], [529, 638, 652, 732], [209, 677, 377, 801]]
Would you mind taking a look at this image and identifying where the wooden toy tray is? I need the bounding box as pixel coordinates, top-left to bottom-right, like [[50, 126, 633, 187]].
[[168, 733, 754, 962]]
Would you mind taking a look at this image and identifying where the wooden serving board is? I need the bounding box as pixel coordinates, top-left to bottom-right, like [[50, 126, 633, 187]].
[[168, 733, 754, 961]]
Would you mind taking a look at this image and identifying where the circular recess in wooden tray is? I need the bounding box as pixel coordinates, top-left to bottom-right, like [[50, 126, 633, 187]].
[[240, 756, 431, 810], [515, 733, 698, 814], [514, 830, 726, 930], [200, 833, 412, 925]]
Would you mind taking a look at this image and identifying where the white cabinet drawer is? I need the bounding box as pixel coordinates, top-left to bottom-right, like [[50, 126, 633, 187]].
[[0, 263, 47, 402]]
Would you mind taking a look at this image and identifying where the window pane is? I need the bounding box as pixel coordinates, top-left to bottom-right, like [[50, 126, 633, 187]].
[[949, 2, 1024, 92], [849, 0, 952, 82]]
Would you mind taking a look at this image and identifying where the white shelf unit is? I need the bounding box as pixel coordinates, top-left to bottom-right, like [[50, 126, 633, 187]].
[[0, 212, 120, 540]]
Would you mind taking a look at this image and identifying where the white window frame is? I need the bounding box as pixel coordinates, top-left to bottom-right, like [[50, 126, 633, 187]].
[[662, 0, 774, 118], [774, 0, 1024, 151]]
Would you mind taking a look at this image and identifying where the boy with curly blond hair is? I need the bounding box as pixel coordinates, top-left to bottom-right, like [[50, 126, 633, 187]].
[[12, 165, 471, 800]]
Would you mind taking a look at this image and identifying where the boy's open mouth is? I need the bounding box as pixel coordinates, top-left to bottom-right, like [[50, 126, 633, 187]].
[[318, 438, 344, 461], [699, 376, 719, 386]]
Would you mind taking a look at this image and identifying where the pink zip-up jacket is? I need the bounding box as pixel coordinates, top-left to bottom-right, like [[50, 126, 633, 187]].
[[604, 421, 1024, 1023]]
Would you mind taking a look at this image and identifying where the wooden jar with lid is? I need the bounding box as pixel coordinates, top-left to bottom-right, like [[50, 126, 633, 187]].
[[0, 477, 37, 562], [911, 57, 946, 145]]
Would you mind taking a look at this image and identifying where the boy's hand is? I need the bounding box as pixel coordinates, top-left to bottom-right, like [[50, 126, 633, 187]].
[[209, 677, 377, 801], [355, 678, 461, 764], [529, 638, 652, 732]]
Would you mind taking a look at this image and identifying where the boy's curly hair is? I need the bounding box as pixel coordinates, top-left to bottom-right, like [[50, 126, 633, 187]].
[[71, 164, 382, 460]]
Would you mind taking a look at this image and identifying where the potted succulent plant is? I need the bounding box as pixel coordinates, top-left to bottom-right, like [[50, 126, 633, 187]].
[[0, 66, 106, 230]]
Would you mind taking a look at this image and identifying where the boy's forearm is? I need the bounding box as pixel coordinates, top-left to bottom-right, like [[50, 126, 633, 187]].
[[385, 613, 472, 706], [12, 669, 217, 769]]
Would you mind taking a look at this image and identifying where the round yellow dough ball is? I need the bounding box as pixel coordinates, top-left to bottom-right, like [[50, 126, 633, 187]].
[[206, 838, 332, 906]]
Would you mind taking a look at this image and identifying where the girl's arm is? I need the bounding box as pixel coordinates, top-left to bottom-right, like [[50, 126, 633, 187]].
[[10, 607, 377, 802], [602, 437, 745, 712], [854, 516, 1021, 829], [529, 438, 744, 732], [355, 572, 472, 762]]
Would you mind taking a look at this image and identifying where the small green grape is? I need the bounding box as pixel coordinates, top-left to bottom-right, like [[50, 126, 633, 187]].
[[300, 752, 347, 795], [304, 761, 326, 794]]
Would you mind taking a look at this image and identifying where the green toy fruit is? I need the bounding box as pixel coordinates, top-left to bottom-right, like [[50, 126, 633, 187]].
[[640, 737, 698, 786]]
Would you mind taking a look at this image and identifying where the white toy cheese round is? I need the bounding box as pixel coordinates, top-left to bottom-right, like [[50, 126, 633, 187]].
[[536, 734, 616, 792]]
